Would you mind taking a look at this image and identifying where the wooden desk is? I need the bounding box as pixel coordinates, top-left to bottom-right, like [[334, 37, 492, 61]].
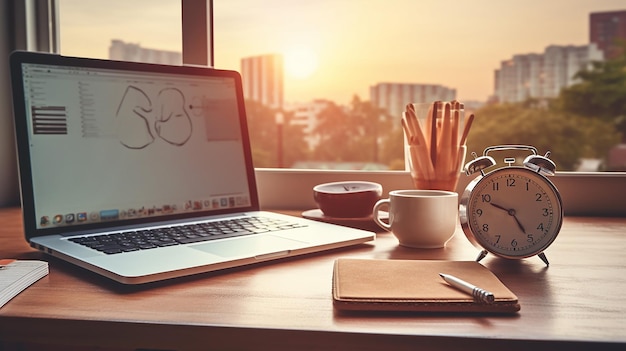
[[0, 206, 625, 351]]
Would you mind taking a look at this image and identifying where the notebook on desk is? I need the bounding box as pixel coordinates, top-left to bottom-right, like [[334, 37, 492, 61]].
[[333, 258, 520, 313], [9, 51, 375, 284]]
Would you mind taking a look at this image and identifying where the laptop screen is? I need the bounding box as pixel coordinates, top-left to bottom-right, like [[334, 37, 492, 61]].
[[12, 53, 257, 233]]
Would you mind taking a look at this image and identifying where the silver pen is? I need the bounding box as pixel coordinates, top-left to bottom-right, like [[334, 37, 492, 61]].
[[439, 273, 495, 304]]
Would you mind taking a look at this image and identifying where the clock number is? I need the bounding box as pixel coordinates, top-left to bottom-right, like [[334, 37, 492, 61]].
[[511, 239, 518, 247], [537, 223, 544, 231], [506, 178, 515, 187], [476, 208, 483, 217], [494, 234, 501, 243], [536, 193, 542, 202], [481, 194, 491, 203], [526, 182, 530, 191], [527, 234, 534, 242], [492, 182, 499, 191], [482, 224, 489, 232], [542, 208, 549, 216]]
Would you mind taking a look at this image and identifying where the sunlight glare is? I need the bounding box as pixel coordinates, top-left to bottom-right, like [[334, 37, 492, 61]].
[[285, 46, 318, 80]]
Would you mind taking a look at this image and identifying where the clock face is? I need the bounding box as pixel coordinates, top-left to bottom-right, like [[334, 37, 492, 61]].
[[460, 167, 563, 259]]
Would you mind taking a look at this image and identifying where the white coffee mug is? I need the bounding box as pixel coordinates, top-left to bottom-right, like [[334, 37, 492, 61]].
[[373, 190, 458, 248]]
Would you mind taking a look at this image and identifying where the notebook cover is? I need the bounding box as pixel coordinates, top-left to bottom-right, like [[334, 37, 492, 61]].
[[332, 258, 520, 313]]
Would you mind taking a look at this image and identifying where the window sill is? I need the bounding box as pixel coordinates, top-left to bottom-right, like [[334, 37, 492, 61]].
[[255, 169, 626, 217]]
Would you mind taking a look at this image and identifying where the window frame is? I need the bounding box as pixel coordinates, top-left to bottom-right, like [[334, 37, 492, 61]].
[[12, 0, 626, 216], [181, 0, 213, 67]]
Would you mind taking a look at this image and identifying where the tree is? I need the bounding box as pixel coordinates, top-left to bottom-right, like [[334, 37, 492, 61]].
[[244, 100, 308, 168], [558, 43, 626, 141], [379, 124, 405, 170], [309, 101, 351, 162], [311, 96, 392, 164], [467, 103, 619, 171]]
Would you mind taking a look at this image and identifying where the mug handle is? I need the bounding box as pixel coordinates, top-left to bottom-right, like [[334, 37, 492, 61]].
[[372, 199, 391, 231]]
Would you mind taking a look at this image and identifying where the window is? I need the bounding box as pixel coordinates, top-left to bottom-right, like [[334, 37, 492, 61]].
[[57, 1, 626, 173], [59, 0, 181, 62], [16, 0, 626, 215], [212, 0, 626, 172]]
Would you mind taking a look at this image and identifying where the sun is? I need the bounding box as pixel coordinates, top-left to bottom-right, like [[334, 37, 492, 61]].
[[284, 46, 318, 80]]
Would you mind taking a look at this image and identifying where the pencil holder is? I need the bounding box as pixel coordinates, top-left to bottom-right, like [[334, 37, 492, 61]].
[[402, 101, 471, 193], [407, 145, 466, 192]]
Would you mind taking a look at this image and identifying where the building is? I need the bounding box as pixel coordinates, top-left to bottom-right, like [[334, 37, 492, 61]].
[[287, 99, 336, 150], [109, 39, 181, 65], [240, 54, 284, 109], [590, 10, 626, 60], [494, 44, 603, 103], [369, 83, 456, 120]]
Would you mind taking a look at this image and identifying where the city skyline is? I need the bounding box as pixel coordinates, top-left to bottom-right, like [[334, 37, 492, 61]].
[[60, 0, 626, 105]]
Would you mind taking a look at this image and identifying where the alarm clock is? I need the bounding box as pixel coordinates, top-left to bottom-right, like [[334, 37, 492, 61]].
[[459, 145, 563, 266]]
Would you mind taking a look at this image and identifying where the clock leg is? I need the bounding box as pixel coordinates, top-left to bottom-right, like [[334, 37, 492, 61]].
[[476, 250, 488, 262], [538, 252, 549, 266]]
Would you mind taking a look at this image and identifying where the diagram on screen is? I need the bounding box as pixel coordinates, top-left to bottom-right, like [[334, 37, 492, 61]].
[[115, 86, 192, 149], [114, 84, 240, 149]]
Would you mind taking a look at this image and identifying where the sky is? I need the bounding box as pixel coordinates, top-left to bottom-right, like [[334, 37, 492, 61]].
[[59, 0, 626, 105]]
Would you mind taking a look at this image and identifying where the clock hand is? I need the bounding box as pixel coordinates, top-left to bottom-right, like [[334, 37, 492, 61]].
[[490, 203, 526, 233], [512, 215, 526, 234], [490, 202, 509, 212]]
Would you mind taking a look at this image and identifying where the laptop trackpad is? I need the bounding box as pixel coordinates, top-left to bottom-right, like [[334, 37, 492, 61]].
[[190, 235, 308, 258]]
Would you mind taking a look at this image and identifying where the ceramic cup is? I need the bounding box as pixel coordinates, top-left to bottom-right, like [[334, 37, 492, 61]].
[[372, 189, 458, 248]]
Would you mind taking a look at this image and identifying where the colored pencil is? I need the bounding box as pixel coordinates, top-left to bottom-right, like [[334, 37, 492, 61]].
[[459, 113, 474, 146]]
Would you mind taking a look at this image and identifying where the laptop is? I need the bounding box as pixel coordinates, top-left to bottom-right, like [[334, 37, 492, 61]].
[[9, 51, 375, 284]]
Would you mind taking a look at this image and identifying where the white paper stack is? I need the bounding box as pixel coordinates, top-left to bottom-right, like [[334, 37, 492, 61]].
[[0, 259, 49, 308]]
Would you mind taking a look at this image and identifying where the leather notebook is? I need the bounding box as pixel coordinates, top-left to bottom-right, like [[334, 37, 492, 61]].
[[332, 258, 520, 313]]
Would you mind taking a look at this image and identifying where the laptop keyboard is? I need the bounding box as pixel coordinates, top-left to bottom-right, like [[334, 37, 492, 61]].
[[69, 216, 307, 255]]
